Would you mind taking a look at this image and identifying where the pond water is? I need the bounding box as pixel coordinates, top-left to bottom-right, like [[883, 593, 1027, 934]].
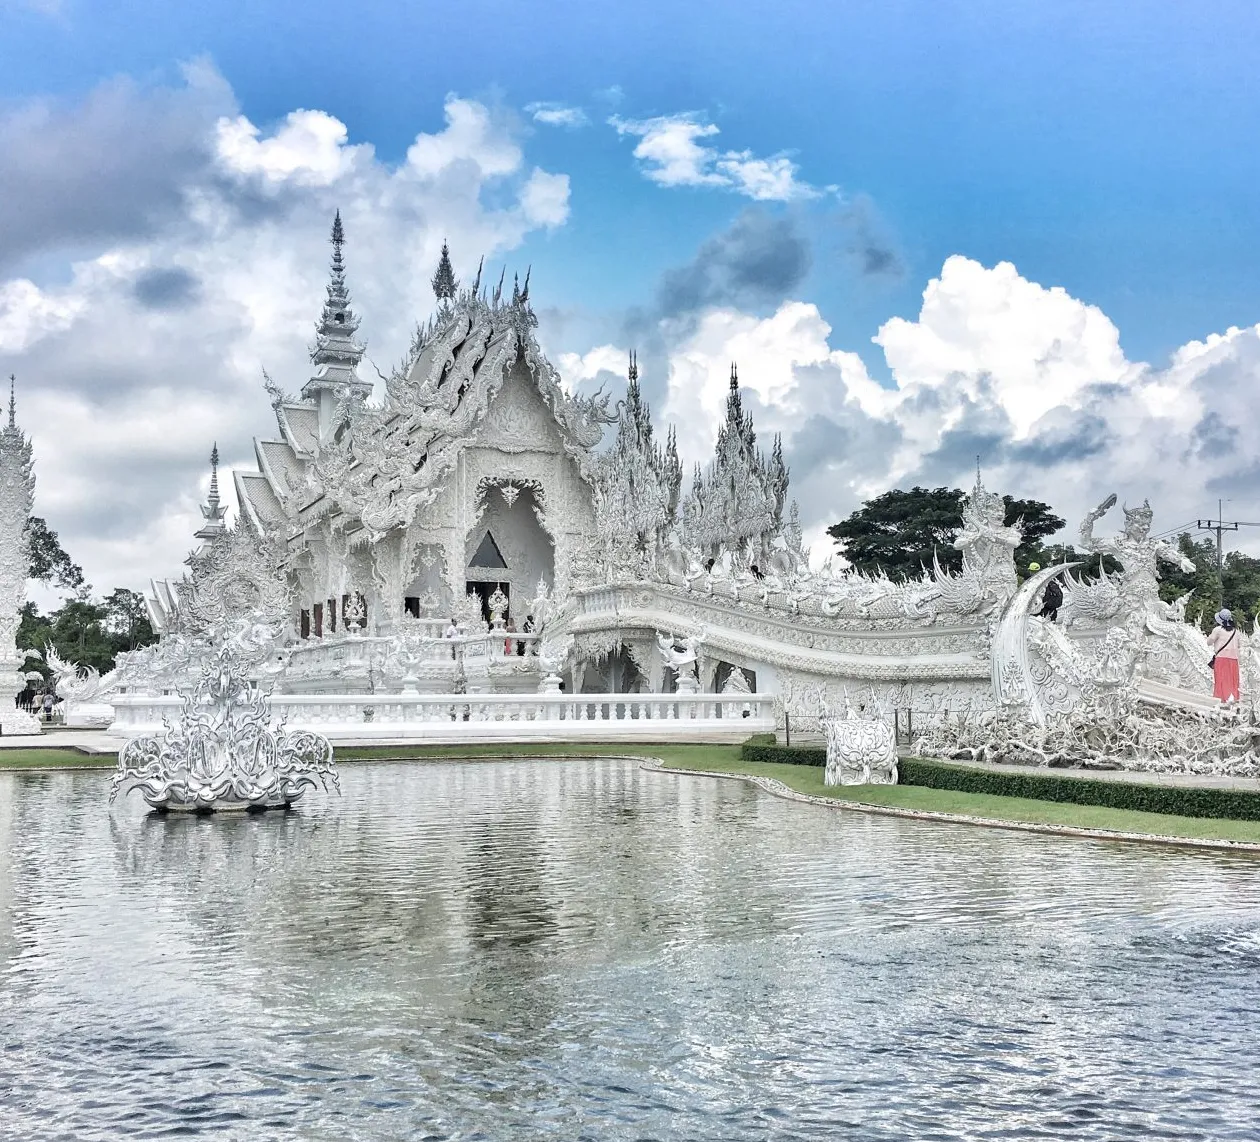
[[2, 757, 1259, 1140]]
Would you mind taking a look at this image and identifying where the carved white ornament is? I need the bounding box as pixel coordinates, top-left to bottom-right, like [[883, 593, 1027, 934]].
[[0, 401, 41, 735], [821, 702, 898, 786], [112, 626, 339, 811]]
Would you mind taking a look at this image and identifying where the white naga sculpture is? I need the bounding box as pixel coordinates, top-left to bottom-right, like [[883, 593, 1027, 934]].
[[821, 698, 898, 786], [45, 645, 119, 728], [112, 620, 338, 812], [0, 382, 42, 735], [656, 630, 704, 693]]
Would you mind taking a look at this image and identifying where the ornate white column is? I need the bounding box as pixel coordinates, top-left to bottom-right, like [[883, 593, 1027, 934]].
[[0, 380, 41, 735]]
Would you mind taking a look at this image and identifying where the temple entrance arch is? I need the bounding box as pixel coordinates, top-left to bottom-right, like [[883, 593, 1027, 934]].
[[464, 482, 554, 626]]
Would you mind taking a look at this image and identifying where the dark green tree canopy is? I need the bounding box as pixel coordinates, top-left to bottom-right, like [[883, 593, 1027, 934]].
[[1154, 532, 1260, 629], [15, 526, 157, 696], [26, 516, 85, 591], [827, 487, 1064, 580]]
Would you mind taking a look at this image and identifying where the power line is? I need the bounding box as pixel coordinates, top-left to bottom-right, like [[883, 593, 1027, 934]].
[[1195, 499, 1260, 593]]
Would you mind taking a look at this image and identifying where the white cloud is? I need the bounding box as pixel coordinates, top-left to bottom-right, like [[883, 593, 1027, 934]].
[[874, 255, 1134, 438], [655, 257, 1260, 561], [404, 97, 523, 180], [519, 168, 571, 229], [0, 277, 85, 353], [1, 71, 573, 598], [525, 102, 589, 129], [557, 344, 627, 391], [610, 112, 817, 202], [215, 108, 369, 187]]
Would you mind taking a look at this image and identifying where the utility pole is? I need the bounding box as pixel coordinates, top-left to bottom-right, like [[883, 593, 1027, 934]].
[[1197, 500, 1238, 596]]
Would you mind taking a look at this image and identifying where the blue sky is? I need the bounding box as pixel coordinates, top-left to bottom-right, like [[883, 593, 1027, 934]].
[[8, 0, 1259, 366], [3, 0, 1260, 590]]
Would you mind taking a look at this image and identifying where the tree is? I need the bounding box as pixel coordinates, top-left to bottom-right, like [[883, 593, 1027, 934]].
[[827, 487, 966, 579], [103, 588, 155, 652], [26, 516, 85, 591], [49, 599, 115, 674], [1153, 533, 1260, 630], [1003, 496, 1066, 576], [828, 486, 1063, 580], [1222, 550, 1260, 628]]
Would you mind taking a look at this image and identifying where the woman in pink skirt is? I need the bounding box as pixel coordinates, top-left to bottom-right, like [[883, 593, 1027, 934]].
[[1207, 608, 1242, 702]]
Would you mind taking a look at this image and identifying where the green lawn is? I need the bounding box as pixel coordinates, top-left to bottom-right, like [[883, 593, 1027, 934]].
[[649, 753, 1260, 845], [5, 740, 1260, 845], [0, 749, 113, 769]]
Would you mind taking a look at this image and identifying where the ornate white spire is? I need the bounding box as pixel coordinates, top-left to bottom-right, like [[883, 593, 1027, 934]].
[[431, 239, 458, 302], [0, 375, 41, 734], [302, 211, 371, 407], [194, 443, 229, 541]]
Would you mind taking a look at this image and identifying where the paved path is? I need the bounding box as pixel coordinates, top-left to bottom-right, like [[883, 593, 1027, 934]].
[[926, 755, 1260, 792]]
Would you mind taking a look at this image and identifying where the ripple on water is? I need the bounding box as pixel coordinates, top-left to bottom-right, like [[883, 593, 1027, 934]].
[[1, 757, 1259, 1140]]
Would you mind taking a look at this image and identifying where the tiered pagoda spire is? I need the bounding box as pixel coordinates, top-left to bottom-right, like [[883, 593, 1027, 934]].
[[302, 211, 371, 409], [0, 375, 40, 733], [431, 240, 458, 302], [681, 359, 789, 560], [194, 443, 228, 542]]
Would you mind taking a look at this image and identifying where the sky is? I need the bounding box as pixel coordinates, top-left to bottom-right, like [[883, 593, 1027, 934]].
[[2, 0, 1260, 600]]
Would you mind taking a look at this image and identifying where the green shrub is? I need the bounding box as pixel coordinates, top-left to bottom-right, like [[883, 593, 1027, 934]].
[[738, 743, 1260, 821], [740, 742, 826, 767], [899, 757, 1260, 822]]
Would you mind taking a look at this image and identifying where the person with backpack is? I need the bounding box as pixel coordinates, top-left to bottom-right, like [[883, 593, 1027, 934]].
[[1207, 609, 1242, 702]]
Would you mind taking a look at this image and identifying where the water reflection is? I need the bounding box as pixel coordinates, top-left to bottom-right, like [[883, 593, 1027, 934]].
[[2, 757, 1259, 1140]]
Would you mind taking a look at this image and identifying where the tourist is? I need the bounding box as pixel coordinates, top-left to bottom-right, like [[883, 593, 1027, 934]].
[[522, 614, 535, 654], [443, 617, 458, 659], [505, 616, 517, 656], [1207, 609, 1242, 702], [1028, 562, 1062, 622], [42, 691, 53, 722]]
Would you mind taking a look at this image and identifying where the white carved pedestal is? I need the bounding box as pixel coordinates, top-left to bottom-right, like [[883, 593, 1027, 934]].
[[821, 712, 898, 785]]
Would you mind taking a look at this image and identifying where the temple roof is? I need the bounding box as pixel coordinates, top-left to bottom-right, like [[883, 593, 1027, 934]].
[[235, 244, 613, 542], [234, 471, 287, 532]]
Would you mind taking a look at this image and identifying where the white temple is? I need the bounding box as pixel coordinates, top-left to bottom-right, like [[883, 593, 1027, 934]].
[[94, 216, 1254, 762]]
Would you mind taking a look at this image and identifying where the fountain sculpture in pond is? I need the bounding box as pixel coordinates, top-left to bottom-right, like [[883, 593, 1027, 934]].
[[111, 622, 338, 812]]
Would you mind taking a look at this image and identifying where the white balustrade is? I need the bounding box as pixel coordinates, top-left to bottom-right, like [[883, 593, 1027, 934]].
[[108, 689, 774, 743]]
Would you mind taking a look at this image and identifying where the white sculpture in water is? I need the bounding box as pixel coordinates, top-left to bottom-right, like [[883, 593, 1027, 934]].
[[111, 621, 338, 812], [821, 699, 898, 785], [0, 381, 42, 736]]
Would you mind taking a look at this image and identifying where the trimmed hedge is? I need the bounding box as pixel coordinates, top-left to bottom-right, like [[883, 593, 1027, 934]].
[[738, 741, 1260, 821], [741, 741, 825, 767], [899, 758, 1260, 822]]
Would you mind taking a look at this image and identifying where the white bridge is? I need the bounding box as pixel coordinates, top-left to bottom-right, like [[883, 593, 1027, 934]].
[[108, 690, 776, 743]]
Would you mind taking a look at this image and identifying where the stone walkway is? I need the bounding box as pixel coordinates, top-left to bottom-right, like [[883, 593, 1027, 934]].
[[925, 754, 1260, 792]]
